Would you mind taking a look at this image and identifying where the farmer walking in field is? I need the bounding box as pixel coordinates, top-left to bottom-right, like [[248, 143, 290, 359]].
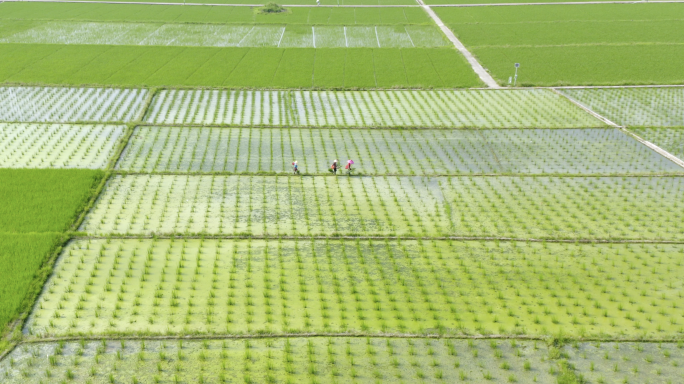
[[292, 160, 299, 175], [331, 159, 338, 175], [345, 159, 354, 175]]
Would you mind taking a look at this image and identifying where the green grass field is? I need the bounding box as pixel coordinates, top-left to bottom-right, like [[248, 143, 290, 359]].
[[0, 45, 480, 88], [0, 234, 62, 333], [0, 169, 103, 233], [438, 4, 684, 85]]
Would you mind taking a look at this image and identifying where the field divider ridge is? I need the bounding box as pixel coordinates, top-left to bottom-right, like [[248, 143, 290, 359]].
[[416, 0, 499, 88], [622, 128, 684, 169], [430, 0, 684, 6], [22, 334, 684, 344], [2, 0, 422, 6], [68, 90, 157, 231], [108, 170, 684, 177], [67, 234, 684, 244], [551, 88, 620, 127]]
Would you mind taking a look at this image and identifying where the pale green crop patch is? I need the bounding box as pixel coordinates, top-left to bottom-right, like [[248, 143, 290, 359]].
[[80, 175, 684, 240], [629, 127, 684, 162], [559, 87, 684, 127], [0, 21, 448, 48], [565, 342, 684, 384], [26, 239, 684, 338], [118, 127, 683, 175], [0, 86, 148, 123], [144, 89, 603, 128], [0, 123, 125, 169], [0, 338, 556, 384]]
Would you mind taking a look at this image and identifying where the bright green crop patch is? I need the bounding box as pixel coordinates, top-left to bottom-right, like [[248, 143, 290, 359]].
[[0, 169, 103, 233], [436, 4, 684, 85], [81, 175, 684, 240], [26, 239, 684, 338], [0, 45, 480, 89], [435, 4, 684, 24], [0, 233, 61, 333], [0, 3, 432, 24], [472, 45, 684, 86], [0, 338, 558, 383], [0, 20, 39, 39]]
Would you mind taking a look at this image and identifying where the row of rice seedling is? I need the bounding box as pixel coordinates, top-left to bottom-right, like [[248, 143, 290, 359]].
[[118, 126, 497, 174], [80, 175, 684, 240], [80, 175, 450, 236], [2, 22, 448, 49], [144, 89, 603, 128], [0, 123, 125, 169], [0, 338, 556, 384], [485, 128, 683, 174], [629, 127, 684, 161], [559, 88, 684, 127], [0, 87, 147, 123], [565, 341, 684, 384], [118, 126, 683, 175], [27, 239, 683, 338]]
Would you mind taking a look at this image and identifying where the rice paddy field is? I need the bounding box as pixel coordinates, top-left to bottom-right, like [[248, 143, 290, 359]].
[[144, 89, 602, 127], [118, 127, 679, 175], [2, 0, 684, 381], [0, 2, 479, 89], [438, 4, 684, 86], [559, 87, 684, 127], [629, 127, 684, 161]]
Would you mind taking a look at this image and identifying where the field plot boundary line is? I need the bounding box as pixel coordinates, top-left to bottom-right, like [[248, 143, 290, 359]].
[[19, 334, 684, 344], [554, 84, 684, 89], [623, 128, 684, 169], [430, 0, 684, 6], [69, 234, 684, 244], [5, 82, 684, 92], [405, 25, 416, 47], [551, 88, 620, 127], [10, 0, 684, 6], [1, 0, 422, 6], [109, 170, 684, 176], [0, 342, 19, 364], [416, 0, 499, 88]]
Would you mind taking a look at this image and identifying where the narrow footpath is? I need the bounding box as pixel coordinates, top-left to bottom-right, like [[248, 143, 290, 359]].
[[415, 0, 500, 88]]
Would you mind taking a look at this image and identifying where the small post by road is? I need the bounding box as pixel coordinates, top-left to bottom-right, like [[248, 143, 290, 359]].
[[513, 63, 520, 86]]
